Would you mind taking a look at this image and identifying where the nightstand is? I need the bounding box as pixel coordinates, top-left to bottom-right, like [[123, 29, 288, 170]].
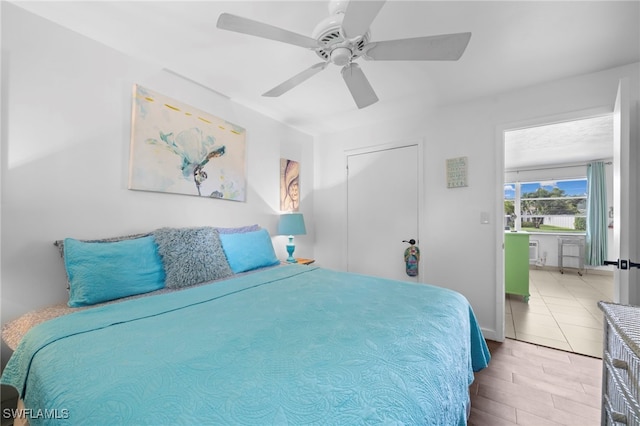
[[282, 258, 315, 265]]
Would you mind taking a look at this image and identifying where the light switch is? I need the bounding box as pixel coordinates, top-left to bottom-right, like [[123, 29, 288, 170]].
[[480, 211, 490, 224]]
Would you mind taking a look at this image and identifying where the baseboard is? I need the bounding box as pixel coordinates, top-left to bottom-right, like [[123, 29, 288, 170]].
[[481, 328, 501, 342]]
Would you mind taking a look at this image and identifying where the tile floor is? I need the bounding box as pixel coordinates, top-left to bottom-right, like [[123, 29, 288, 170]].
[[505, 267, 613, 358]]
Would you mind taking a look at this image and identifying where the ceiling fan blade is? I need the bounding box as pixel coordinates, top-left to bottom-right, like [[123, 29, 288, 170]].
[[365, 32, 472, 61], [263, 62, 328, 97], [341, 1, 386, 39], [341, 63, 378, 109], [217, 13, 320, 49]]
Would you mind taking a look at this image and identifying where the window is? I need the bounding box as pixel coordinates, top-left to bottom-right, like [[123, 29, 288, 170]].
[[504, 179, 587, 233]]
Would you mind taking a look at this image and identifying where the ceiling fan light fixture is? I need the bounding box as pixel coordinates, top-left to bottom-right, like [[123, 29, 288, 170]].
[[330, 47, 352, 66]]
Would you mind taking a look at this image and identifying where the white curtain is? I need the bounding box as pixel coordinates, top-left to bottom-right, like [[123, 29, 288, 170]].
[[586, 161, 608, 265]]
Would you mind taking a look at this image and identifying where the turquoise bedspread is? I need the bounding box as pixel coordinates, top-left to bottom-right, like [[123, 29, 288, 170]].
[[2, 265, 490, 425]]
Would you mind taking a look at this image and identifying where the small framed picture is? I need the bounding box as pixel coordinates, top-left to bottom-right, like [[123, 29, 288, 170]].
[[446, 156, 468, 188]]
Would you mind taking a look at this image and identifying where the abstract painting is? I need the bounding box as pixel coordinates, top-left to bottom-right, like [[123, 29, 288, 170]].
[[280, 158, 299, 211], [129, 85, 246, 201]]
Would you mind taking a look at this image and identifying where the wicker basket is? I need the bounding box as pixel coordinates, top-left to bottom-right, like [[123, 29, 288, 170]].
[[599, 302, 640, 426]]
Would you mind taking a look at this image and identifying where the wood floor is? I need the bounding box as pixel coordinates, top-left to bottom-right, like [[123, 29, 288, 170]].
[[468, 338, 602, 425]]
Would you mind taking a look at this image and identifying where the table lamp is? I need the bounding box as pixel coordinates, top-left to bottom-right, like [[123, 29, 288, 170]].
[[278, 213, 306, 263]]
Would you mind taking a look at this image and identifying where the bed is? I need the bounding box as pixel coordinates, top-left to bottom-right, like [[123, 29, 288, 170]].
[[1, 226, 490, 425]]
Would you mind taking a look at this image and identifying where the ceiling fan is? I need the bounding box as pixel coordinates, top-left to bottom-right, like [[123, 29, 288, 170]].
[[216, 0, 471, 109]]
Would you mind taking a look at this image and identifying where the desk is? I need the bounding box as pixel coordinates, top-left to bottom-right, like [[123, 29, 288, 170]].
[[505, 232, 530, 302]]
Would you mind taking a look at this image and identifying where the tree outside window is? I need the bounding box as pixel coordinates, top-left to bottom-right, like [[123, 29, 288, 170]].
[[504, 179, 587, 233]]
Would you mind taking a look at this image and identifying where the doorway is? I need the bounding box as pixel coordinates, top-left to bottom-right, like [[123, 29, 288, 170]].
[[502, 113, 614, 357]]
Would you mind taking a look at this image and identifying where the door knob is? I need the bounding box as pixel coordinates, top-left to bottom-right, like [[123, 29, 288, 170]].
[[604, 259, 640, 270]]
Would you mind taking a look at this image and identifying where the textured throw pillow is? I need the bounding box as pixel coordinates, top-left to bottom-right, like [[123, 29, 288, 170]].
[[153, 227, 233, 289], [64, 236, 166, 307], [219, 228, 280, 273]]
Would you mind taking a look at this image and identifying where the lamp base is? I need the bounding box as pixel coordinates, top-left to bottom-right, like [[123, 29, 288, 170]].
[[286, 237, 297, 263]]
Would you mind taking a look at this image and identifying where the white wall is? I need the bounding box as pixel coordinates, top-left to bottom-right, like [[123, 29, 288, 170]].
[[0, 4, 314, 367], [314, 62, 639, 341]]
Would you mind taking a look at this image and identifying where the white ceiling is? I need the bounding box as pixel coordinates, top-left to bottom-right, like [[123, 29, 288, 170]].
[[505, 114, 614, 171], [12, 1, 640, 167]]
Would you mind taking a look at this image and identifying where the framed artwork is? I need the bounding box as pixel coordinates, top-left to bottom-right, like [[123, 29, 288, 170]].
[[129, 84, 247, 201], [280, 158, 299, 212], [446, 156, 468, 188]]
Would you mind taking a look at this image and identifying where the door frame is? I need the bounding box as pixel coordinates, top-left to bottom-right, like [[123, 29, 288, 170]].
[[494, 106, 613, 342], [612, 77, 636, 305], [344, 139, 424, 280]]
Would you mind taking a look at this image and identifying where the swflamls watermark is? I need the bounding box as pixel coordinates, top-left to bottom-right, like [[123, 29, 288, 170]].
[[2, 408, 70, 420]]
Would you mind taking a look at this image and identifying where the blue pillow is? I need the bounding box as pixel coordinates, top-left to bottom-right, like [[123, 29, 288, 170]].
[[219, 229, 280, 273], [64, 236, 166, 307]]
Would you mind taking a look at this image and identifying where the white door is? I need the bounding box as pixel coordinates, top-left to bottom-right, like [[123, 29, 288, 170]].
[[347, 144, 420, 282], [609, 78, 638, 305]]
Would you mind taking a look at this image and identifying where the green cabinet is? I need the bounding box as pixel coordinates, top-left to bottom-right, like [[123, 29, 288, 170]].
[[505, 232, 530, 302]]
